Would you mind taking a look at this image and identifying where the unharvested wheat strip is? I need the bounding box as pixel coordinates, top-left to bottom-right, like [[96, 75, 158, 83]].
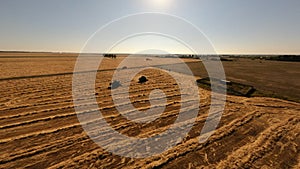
[[0, 110, 77, 130], [0, 95, 72, 111], [2, 86, 178, 121], [16, 89, 73, 101], [12, 105, 292, 168], [90, 104, 239, 143], [1, 111, 195, 166], [90, 112, 204, 154], [90, 106, 200, 137], [0, 103, 73, 120], [0, 81, 72, 98], [0, 133, 89, 164], [0, 100, 186, 142], [216, 117, 299, 169], [1, 95, 202, 133], [49, 110, 264, 169], [0, 103, 72, 119], [0, 92, 183, 130], [0, 84, 178, 120], [131, 111, 266, 168], [0, 95, 71, 112], [46, 150, 109, 169], [251, 126, 300, 168], [190, 113, 299, 168], [2, 108, 194, 166], [0, 123, 80, 144], [0, 98, 198, 143], [2, 107, 207, 167], [19, 141, 99, 169], [0, 82, 70, 103], [91, 107, 258, 166], [7, 104, 204, 161], [240, 97, 300, 114], [0, 105, 202, 160], [0, 81, 179, 113], [0, 125, 85, 156], [0, 104, 205, 155], [0, 78, 67, 90], [0, 116, 79, 141], [0, 66, 177, 95], [0, 77, 175, 105], [0, 82, 179, 113]]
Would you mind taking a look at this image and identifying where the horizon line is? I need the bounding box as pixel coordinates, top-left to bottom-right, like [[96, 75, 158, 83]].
[[0, 50, 299, 56]]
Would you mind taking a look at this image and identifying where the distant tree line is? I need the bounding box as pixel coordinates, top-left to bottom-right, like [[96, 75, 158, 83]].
[[104, 54, 117, 59], [266, 55, 300, 62]]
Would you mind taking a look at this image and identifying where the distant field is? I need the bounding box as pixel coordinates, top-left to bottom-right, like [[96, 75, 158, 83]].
[[183, 58, 300, 102], [0, 51, 78, 57], [0, 53, 299, 168], [0, 53, 299, 102]]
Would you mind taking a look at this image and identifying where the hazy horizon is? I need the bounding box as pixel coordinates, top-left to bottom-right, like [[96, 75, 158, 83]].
[[1, 50, 300, 56]]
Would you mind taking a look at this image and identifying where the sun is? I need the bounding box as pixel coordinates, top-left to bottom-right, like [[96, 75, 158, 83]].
[[148, 0, 173, 9]]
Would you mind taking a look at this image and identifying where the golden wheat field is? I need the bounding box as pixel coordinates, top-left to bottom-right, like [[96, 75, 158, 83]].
[[0, 53, 299, 168]]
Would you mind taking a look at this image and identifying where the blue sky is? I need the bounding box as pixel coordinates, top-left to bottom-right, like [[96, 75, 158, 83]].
[[0, 0, 299, 54]]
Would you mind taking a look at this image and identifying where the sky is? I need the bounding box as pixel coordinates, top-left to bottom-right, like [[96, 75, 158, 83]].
[[0, 0, 299, 54]]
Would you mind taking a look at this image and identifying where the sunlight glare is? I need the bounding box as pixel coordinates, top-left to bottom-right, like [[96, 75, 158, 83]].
[[147, 0, 173, 9]]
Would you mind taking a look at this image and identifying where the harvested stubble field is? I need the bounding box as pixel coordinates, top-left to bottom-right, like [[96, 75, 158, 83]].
[[0, 53, 299, 168]]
